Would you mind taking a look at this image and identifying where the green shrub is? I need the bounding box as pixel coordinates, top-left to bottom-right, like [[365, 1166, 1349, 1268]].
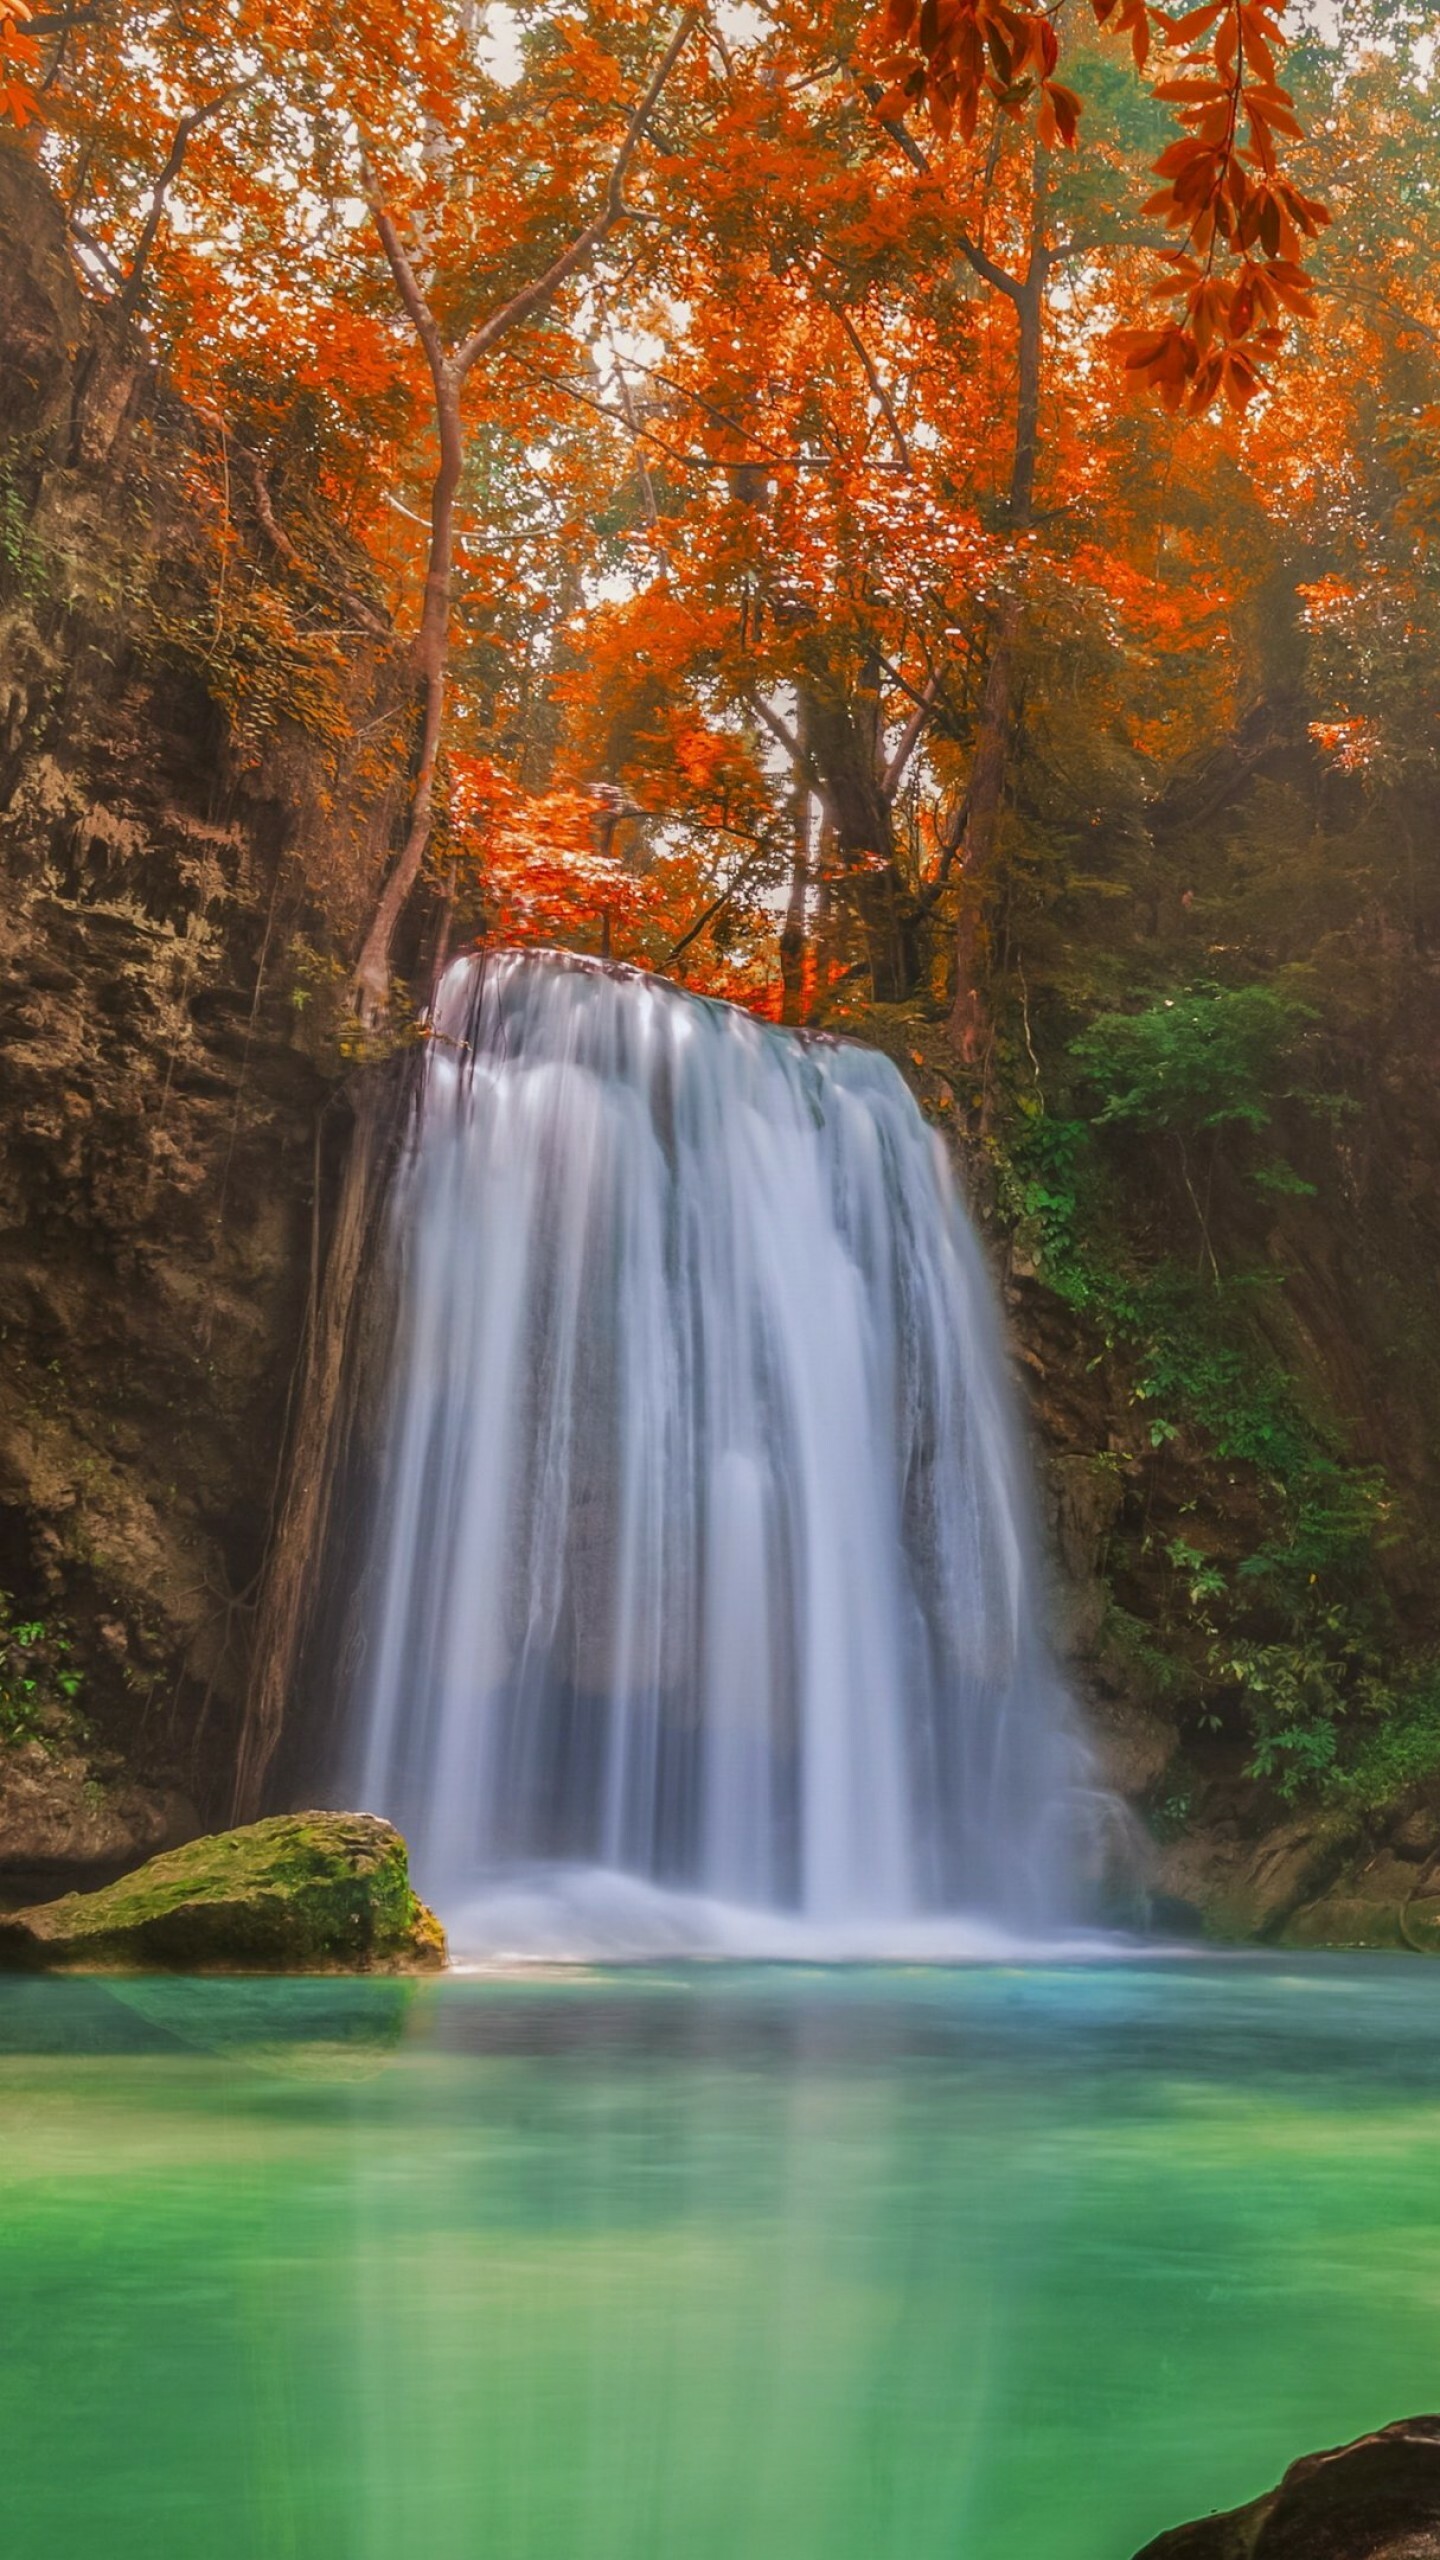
[[0, 1595, 85, 1749], [1069, 982, 1315, 1137]]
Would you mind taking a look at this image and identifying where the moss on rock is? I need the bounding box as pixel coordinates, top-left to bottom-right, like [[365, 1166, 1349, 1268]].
[[0, 1812, 445, 1973]]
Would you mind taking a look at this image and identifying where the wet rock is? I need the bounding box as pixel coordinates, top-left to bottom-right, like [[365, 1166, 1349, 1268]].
[[1132, 2415, 1440, 2556], [1201, 1813, 1365, 1941], [0, 1737, 196, 1901], [1046, 1453, 1127, 1657], [0, 143, 403, 1840], [1279, 1843, 1440, 1952], [1389, 1806, 1440, 1862], [1088, 1693, 1181, 1802], [1281, 1896, 1409, 1951], [0, 1812, 445, 1973]]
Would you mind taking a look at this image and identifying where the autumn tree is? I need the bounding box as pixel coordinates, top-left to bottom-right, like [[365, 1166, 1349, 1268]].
[[1, 0, 1333, 1035]]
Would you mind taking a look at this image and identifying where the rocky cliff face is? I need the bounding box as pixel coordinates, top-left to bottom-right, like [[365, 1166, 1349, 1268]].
[[0, 142, 406, 1891]]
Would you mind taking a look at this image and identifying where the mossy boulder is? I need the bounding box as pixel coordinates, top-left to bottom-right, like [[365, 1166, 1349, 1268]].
[[0, 1813, 446, 1973]]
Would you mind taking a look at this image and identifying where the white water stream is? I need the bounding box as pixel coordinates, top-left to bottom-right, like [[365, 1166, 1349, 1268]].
[[348, 948, 1093, 1959]]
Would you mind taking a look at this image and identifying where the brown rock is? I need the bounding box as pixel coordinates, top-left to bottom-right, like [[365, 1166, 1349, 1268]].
[[0, 1739, 197, 1899], [1205, 1814, 1363, 1940], [1133, 2417, 1440, 2558], [1389, 1806, 1440, 1863]]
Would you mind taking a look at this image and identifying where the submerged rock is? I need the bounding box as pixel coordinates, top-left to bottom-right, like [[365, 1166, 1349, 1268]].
[[1133, 2416, 1440, 2556], [0, 1814, 446, 1973]]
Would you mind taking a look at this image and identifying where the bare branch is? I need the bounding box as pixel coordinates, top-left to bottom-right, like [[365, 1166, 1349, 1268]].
[[1048, 226, 1155, 264], [509, 353, 832, 471], [248, 453, 391, 638], [662, 837, 784, 964], [602, 318, 660, 525], [953, 227, 1024, 304], [853, 72, 933, 176]]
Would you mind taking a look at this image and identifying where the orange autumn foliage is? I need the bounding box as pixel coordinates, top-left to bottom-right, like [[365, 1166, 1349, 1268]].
[[6, 2, 1430, 1029], [871, 0, 1327, 407]]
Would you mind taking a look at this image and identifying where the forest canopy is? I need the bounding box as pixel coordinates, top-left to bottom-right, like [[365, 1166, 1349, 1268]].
[[2, 0, 1404, 1024]]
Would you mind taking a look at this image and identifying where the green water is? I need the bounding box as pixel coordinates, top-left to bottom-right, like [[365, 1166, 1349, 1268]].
[[2, 1961, 1439, 2559]]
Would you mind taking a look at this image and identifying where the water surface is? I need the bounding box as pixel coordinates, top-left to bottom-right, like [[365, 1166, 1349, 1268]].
[[2, 1957, 1438, 2560]]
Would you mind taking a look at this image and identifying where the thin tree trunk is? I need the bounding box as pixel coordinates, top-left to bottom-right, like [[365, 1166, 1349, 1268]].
[[806, 816, 839, 1020], [780, 713, 811, 1023], [947, 595, 1019, 1056], [350, 373, 462, 1021], [948, 151, 1047, 1056], [348, 15, 696, 1026], [231, 1076, 392, 1819]]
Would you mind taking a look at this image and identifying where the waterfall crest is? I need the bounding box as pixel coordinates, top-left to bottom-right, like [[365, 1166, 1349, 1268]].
[[348, 949, 1091, 1957]]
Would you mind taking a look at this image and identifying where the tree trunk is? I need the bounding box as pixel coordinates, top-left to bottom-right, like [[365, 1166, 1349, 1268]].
[[780, 714, 811, 1023], [232, 1073, 396, 1819], [947, 596, 1019, 1056], [350, 371, 463, 1024], [798, 667, 921, 1003], [948, 159, 1046, 1056]]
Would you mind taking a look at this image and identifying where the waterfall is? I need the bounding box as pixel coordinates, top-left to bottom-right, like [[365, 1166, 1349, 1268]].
[[347, 948, 1091, 1958]]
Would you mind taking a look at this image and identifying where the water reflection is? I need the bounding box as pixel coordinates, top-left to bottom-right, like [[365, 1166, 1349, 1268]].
[[337, 1988, 1050, 2560]]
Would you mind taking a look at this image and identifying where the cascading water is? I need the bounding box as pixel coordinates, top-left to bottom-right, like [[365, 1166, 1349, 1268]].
[[347, 947, 1093, 1958]]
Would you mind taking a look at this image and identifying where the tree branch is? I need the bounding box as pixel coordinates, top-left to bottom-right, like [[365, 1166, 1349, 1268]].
[[917, 782, 974, 910], [455, 10, 698, 377], [821, 295, 913, 474], [507, 353, 828, 472], [954, 227, 1024, 304], [116, 85, 246, 325], [348, 11, 699, 1022], [1048, 226, 1155, 264], [361, 162, 448, 380], [882, 671, 940, 801], [247, 453, 392, 638], [853, 70, 1023, 301], [615, 351, 792, 463], [854, 72, 933, 176]]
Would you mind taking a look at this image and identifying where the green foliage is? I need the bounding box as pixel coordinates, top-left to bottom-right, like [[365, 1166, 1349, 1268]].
[[1069, 983, 1315, 1136], [1219, 1611, 1390, 1798], [0, 1593, 85, 1749], [1337, 1671, 1440, 1810], [992, 974, 1417, 1802]]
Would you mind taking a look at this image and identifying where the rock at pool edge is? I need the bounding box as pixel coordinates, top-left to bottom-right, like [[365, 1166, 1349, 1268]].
[[0, 1813, 447, 1973], [1132, 2415, 1440, 2556]]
